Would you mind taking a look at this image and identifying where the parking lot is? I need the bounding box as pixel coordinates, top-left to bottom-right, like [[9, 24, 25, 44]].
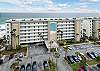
[[89, 64, 100, 71], [64, 44, 100, 71], [19, 42, 50, 71], [67, 44, 100, 56]]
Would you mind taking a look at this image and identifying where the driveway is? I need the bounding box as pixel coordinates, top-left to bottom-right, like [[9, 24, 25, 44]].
[[56, 48, 73, 71]]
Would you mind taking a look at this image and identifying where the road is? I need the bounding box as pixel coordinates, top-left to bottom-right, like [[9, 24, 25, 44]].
[[56, 48, 73, 71], [0, 58, 15, 71]]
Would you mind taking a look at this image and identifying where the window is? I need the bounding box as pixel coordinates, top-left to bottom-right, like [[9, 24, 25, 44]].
[[7, 24, 9, 26], [50, 19, 53, 20], [7, 28, 9, 30], [28, 33, 30, 35], [28, 26, 30, 28], [7, 31, 9, 33], [44, 19, 47, 20]]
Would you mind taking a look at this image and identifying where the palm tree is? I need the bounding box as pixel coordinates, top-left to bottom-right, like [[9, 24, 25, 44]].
[[10, 29, 16, 49], [57, 29, 63, 41], [16, 35, 19, 45], [38, 32, 44, 43]]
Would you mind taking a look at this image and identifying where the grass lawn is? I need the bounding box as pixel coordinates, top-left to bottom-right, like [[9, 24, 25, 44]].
[[86, 60, 100, 65], [70, 60, 100, 71], [70, 62, 80, 71], [10, 61, 19, 71], [49, 60, 56, 71], [0, 47, 27, 56], [43, 60, 56, 71]]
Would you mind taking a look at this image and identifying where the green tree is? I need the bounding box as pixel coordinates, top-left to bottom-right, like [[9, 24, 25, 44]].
[[96, 56, 100, 62], [57, 29, 63, 41]]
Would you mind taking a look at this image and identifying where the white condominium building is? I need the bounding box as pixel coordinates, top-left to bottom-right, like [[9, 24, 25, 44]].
[[5, 18, 80, 48], [80, 18, 93, 37]]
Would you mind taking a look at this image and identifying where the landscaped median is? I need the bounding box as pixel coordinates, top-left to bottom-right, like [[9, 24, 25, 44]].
[[0, 47, 27, 56], [10, 61, 20, 71], [43, 60, 56, 71], [70, 59, 100, 71]]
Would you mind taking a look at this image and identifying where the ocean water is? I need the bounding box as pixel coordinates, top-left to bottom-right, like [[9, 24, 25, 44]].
[[0, 13, 99, 25]]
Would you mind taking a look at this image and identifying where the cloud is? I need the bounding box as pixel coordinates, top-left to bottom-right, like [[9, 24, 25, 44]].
[[0, 0, 99, 13], [80, 0, 100, 2]]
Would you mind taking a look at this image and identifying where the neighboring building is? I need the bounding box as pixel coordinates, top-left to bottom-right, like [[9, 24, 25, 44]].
[[92, 18, 100, 39], [0, 24, 6, 38], [80, 18, 93, 38]]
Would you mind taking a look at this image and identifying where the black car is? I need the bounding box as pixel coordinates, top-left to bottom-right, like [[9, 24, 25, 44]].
[[72, 55, 80, 62], [43, 61, 48, 69], [32, 61, 37, 71], [91, 52, 96, 58], [9, 54, 14, 60], [26, 63, 32, 71], [97, 64, 100, 69], [0, 59, 3, 65], [87, 52, 95, 59], [67, 56, 75, 64], [20, 65, 25, 71]]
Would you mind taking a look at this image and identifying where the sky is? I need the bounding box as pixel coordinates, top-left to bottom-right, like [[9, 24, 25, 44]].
[[0, 0, 100, 13]]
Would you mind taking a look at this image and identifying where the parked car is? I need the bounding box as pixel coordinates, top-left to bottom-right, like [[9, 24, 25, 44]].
[[20, 65, 25, 71], [26, 63, 32, 71], [9, 54, 14, 60], [78, 55, 82, 60], [87, 52, 95, 59], [72, 55, 80, 62], [97, 64, 100, 69], [93, 52, 100, 57], [32, 61, 37, 71], [0, 59, 3, 65], [1, 55, 9, 63], [67, 56, 75, 64], [91, 52, 96, 58], [19, 53, 24, 58], [43, 61, 48, 69]]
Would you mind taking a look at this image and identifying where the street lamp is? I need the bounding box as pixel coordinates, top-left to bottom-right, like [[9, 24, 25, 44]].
[[31, 56, 32, 64]]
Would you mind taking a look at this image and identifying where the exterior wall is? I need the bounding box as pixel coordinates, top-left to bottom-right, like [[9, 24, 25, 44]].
[[48, 31, 57, 42], [6, 18, 76, 46], [19, 21, 48, 44], [74, 19, 81, 42], [81, 18, 93, 37], [0, 24, 6, 38], [6, 21, 20, 49], [11, 22, 20, 49], [6, 22, 11, 45], [48, 22, 57, 42], [93, 19, 100, 39], [57, 20, 75, 40]]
